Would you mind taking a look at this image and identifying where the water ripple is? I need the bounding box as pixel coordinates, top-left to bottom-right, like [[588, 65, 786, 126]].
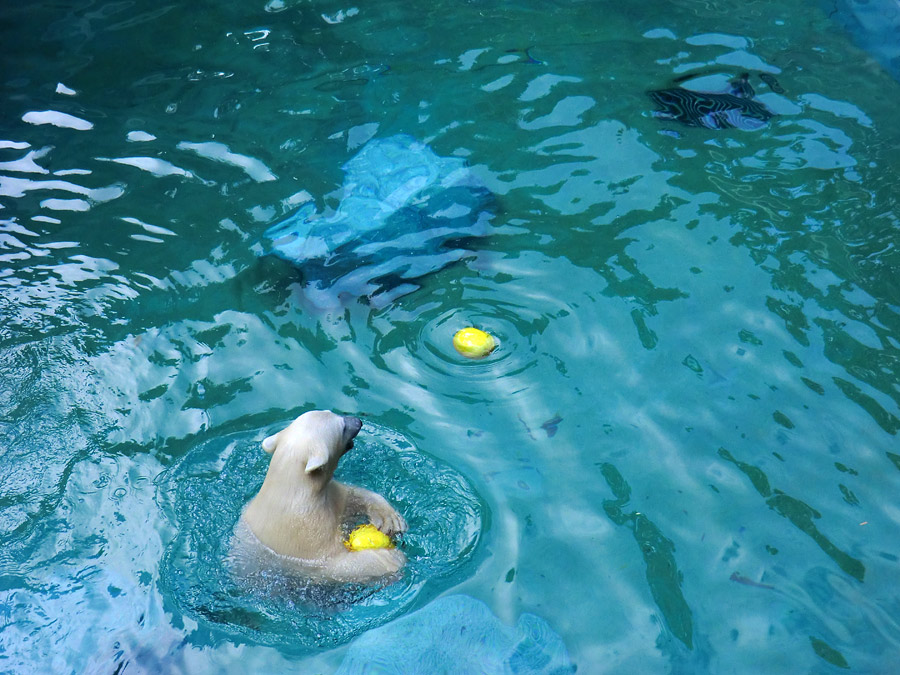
[[158, 419, 486, 650]]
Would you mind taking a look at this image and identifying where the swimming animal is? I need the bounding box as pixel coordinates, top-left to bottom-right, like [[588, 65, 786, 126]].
[[264, 134, 493, 307], [648, 72, 776, 130], [230, 410, 407, 584]]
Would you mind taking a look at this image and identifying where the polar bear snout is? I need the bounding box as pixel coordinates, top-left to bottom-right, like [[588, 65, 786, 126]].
[[342, 416, 362, 451]]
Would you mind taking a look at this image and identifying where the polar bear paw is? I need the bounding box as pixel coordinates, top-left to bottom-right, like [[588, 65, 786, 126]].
[[368, 501, 408, 536], [365, 546, 407, 576]]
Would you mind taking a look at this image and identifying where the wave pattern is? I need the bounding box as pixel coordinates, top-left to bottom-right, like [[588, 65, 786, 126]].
[[1, 0, 899, 672]]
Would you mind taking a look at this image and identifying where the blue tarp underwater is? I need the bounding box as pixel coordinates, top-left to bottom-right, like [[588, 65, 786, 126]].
[[335, 594, 576, 674], [264, 134, 494, 306], [826, 0, 900, 83]]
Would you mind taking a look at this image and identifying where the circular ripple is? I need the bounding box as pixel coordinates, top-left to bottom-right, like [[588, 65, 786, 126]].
[[373, 285, 558, 397], [418, 302, 534, 378], [158, 420, 486, 651]]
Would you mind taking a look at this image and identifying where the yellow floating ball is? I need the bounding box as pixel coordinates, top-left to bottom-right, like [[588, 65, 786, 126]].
[[345, 524, 393, 551], [453, 327, 496, 359]]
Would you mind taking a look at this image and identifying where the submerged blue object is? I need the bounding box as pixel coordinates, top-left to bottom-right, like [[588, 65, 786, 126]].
[[827, 0, 900, 83], [264, 134, 493, 302], [336, 595, 575, 674]]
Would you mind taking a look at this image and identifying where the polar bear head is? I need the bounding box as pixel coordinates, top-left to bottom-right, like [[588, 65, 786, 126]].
[[261, 410, 363, 482]]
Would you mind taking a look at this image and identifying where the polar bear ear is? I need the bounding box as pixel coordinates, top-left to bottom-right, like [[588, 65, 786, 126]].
[[261, 432, 280, 454], [304, 443, 330, 474]]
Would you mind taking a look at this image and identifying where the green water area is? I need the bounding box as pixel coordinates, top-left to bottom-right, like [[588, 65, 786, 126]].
[[1, 0, 898, 672]]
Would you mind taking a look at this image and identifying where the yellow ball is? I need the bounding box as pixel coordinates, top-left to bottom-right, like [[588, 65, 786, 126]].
[[345, 524, 393, 551], [453, 327, 496, 359]]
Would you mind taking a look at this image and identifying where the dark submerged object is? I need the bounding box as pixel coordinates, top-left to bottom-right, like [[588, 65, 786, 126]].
[[264, 134, 493, 307], [648, 72, 776, 130]]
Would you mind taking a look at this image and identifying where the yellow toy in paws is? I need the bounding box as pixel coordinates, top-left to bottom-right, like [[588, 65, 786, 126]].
[[345, 524, 394, 551]]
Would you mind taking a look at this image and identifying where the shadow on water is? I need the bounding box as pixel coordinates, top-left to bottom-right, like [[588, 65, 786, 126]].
[[718, 448, 865, 582], [599, 463, 694, 650]]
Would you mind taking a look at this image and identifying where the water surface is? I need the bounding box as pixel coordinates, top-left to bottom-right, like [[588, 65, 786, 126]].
[[1, 0, 899, 672]]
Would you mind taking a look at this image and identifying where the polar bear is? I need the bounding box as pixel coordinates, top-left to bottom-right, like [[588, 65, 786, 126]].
[[230, 410, 407, 585]]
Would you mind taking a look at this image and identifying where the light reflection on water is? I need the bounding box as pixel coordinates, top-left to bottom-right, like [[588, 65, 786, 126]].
[[1, 0, 899, 672]]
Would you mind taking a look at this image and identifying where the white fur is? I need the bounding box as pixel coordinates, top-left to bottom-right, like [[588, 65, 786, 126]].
[[231, 410, 407, 584]]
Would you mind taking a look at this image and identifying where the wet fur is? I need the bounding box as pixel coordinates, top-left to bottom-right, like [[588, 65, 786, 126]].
[[230, 410, 407, 584]]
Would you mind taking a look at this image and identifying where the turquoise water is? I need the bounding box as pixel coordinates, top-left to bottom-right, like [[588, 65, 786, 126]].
[[2, 0, 899, 672]]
